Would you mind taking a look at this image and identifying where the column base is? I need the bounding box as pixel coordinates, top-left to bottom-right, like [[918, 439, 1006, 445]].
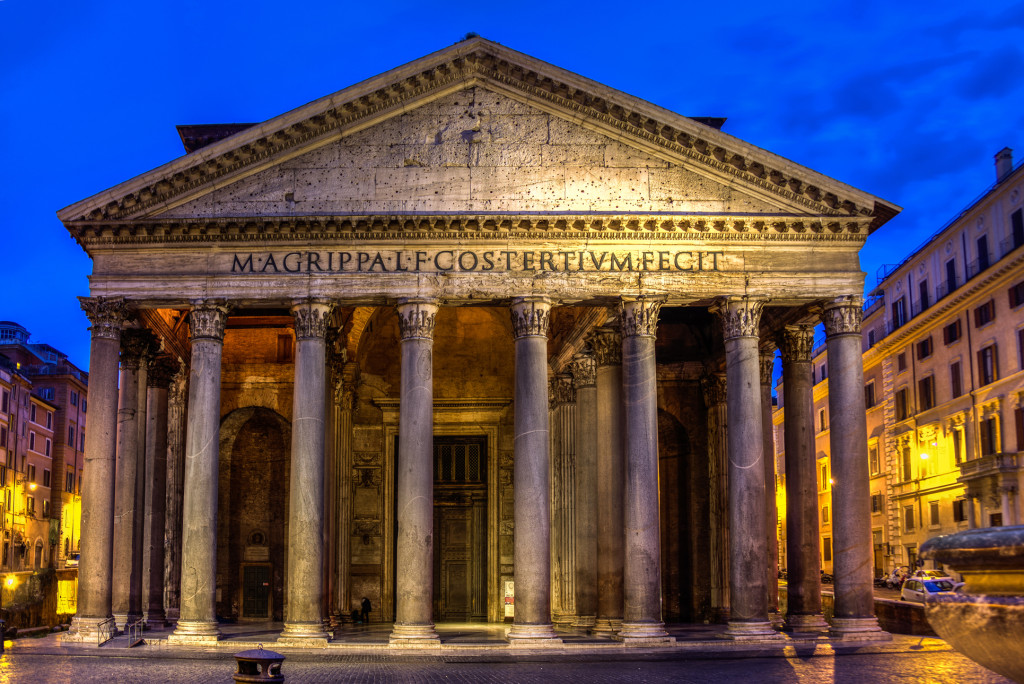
[[614, 621, 673, 645], [829, 616, 892, 642], [145, 609, 167, 628], [278, 621, 331, 646], [784, 613, 830, 635], [167, 619, 221, 645], [62, 617, 117, 645], [507, 623, 562, 645], [389, 623, 441, 647], [722, 620, 785, 641], [572, 615, 596, 629], [551, 612, 576, 628], [165, 607, 180, 624], [590, 618, 622, 636], [769, 611, 785, 629]]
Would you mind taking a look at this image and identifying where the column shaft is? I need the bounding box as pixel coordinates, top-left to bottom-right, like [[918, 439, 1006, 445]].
[[716, 296, 777, 639], [163, 370, 187, 621], [508, 297, 559, 642], [824, 297, 887, 640], [170, 302, 229, 643], [67, 297, 127, 643], [142, 359, 174, 625], [282, 301, 333, 642], [778, 325, 827, 633], [571, 353, 598, 628], [391, 300, 440, 644], [618, 297, 670, 643], [591, 326, 624, 635], [760, 349, 780, 617]]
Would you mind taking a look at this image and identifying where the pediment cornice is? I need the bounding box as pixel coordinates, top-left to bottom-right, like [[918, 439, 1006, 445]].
[[69, 213, 875, 247], [58, 38, 899, 231]]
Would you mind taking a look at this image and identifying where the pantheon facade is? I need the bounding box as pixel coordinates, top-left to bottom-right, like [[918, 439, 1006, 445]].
[[59, 38, 899, 646]]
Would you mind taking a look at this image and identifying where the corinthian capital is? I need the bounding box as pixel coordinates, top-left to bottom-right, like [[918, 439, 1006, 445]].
[[619, 296, 664, 338], [553, 372, 575, 405], [760, 347, 777, 386], [776, 324, 815, 363], [822, 296, 863, 337], [510, 297, 551, 339], [588, 325, 622, 366], [291, 299, 334, 340], [120, 329, 157, 371], [701, 372, 727, 407], [712, 296, 767, 341], [396, 299, 438, 340], [569, 352, 597, 388], [78, 296, 129, 341], [189, 300, 230, 342], [147, 355, 179, 389]]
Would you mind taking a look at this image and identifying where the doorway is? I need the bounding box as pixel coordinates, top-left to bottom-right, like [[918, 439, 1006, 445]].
[[433, 436, 488, 621], [241, 563, 272, 619]]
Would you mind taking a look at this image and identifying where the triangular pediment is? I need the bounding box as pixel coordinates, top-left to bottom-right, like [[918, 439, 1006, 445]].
[[58, 37, 898, 231]]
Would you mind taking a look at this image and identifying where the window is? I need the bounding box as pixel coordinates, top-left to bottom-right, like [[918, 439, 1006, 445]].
[[892, 298, 907, 329], [0, 466, 5, 486], [0, 390, 7, 413], [974, 300, 996, 328], [26, 496, 35, 516], [30, 404, 36, 423], [820, 463, 828, 490], [918, 376, 936, 411], [978, 345, 998, 386], [944, 319, 962, 344], [929, 501, 940, 527], [42, 500, 49, 518], [917, 337, 933, 360], [918, 279, 930, 311], [871, 493, 884, 513], [952, 428, 964, 465], [980, 416, 998, 456], [0, 426, 6, 448], [1018, 329, 1024, 371], [44, 438, 50, 457], [822, 506, 830, 524], [950, 361, 963, 398], [1012, 209, 1024, 249], [895, 388, 910, 421], [819, 364, 827, 383], [945, 259, 958, 292], [867, 329, 876, 347], [902, 446, 913, 481], [39, 388, 54, 401], [42, 469, 50, 487], [28, 464, 36, 482], [869, 444, 880, 475], [68, 425, 75, 446], [277, 334, 294, 362], [865, 382, 876, 409], [80, 430, 86, 450], [1017, 405, 1024, 453], [65, 471, 74, 493], [904, 505, 915, 531], [70, 391, 78, 407], [953, 499, 968, 523], [45, 411, 52, 429], [1010, 281, 1024, 308], [897, 352, 907, 372], [823, 537, 832, 563], [29, 432, 35, 451], [81, 398, 87, 413], [977, 235, 991, 271], [819, 408, 827, 432]]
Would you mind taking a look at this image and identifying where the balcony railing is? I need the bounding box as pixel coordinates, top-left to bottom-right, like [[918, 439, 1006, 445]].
[[958, 452, 1019, 479]]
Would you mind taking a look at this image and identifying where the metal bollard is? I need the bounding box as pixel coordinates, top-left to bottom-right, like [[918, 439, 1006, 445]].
[[233, 644, 285, 683]]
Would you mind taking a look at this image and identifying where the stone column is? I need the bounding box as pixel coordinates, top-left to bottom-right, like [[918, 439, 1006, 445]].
[[824, 296, 888, 640], [549, 373, 576, 627], [507, 297, 560, 643], [169, 301, 229, 644], [66, 297, 128, 644], [714, 296, 778, 639], [618, 296, 671, 643], [142, 357, 175, 625], [1001, 488, 1013, 526], [163, 368, 187, 622], [570, 351, 598, 629], [390, 299, 441, 645], [776, 324, 828, 633], [111, 329, 152, 630], [703, 372, 730, 622], [590, 325, 624, 636], [280, 300, 333, 643], [760, 347, 780, 619], [966, 495, 977, 529]]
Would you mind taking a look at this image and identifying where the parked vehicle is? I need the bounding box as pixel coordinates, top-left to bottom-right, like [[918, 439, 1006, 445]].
[[912, 569, 952, 581], [900, 578, 957, 603]]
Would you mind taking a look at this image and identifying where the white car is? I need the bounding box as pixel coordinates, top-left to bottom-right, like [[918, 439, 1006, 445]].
[[900, 578, 956, 603]]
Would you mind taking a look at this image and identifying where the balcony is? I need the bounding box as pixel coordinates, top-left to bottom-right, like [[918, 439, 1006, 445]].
[[959, 452, 1019, 481]]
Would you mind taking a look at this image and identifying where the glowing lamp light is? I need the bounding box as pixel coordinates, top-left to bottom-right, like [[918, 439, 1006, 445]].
[[920, 453, 930, 460], [28, 483, 36, 491]]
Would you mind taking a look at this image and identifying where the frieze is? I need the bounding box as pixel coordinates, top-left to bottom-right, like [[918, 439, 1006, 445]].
[[713, 295, 766, 340], [569, 352, 597, 388], [619, 297, 663, 337], [396, 299, 438, 340], [588, 326, 622, 366], [66, 42, 882, 228], [776, 324, 816, 363], [822, 296, 863, 337], [510, 297, 551, 339], [291, 300, 333, 340], [78, 296, 129, 341], [189, 300, 230, 341]]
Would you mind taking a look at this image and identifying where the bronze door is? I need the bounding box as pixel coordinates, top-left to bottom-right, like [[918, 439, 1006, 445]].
[[241, 564, 272, 619]]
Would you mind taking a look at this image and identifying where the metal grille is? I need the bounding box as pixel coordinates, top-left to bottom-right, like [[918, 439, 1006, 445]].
[[434, 439, 484, 484]]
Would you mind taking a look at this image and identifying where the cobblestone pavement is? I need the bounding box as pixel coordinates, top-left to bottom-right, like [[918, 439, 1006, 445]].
[[0, 647, 1010, 683]]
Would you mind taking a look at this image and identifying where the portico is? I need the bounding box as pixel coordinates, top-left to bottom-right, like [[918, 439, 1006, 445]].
[[58, 37, 898, 646]]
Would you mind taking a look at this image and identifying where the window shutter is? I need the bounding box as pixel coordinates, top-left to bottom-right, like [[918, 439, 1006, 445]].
[[1016, 407, 1024, 451]]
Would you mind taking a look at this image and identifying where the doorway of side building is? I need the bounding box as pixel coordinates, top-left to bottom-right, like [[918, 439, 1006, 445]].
[[433, 436, 488, 622]]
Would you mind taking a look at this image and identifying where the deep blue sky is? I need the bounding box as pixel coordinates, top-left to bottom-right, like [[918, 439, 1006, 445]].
[[3, 1, 1023, 370]]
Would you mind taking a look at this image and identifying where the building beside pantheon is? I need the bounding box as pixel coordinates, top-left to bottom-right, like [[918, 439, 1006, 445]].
[[58, 37, 899, 646]]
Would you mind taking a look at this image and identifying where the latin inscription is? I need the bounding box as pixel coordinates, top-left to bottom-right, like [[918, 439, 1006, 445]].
[[229, 250, 727, 274]]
